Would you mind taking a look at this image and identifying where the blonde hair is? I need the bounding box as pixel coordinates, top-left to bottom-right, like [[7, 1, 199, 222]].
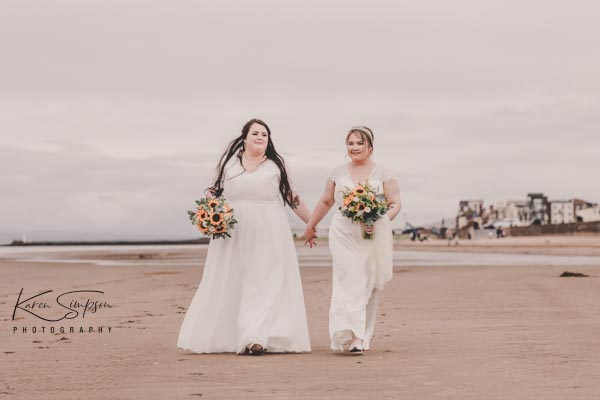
[[345, 126, 374, 151]]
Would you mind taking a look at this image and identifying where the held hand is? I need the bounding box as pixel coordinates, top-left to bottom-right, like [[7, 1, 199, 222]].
[[304, 226, 318, 248], [361, 222, 375, 235], [204, 188, 217, 199]]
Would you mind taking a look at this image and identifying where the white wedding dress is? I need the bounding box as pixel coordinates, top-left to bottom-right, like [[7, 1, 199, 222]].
[[177, 157, 311, 354], [327, 163, 395, 351]]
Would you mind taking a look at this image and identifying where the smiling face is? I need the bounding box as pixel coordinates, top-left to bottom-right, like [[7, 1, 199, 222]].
[[346, 131, 372, 162], [244, 122, 269, 155]]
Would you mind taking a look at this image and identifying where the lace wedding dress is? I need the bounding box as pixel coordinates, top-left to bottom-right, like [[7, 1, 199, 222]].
[[327, 163, 395, 351]]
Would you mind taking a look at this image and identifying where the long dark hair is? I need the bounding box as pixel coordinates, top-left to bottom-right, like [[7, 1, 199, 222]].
[[207, 118, 296, 207]]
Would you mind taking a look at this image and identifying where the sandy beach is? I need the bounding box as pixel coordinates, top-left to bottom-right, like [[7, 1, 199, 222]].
[[395, 234, 600, 257], [1, 235, 599, 399]]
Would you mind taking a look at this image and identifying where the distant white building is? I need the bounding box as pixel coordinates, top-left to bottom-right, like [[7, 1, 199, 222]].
[[550, 200, 575, 224], [574, 199, 600, 222], [493, 200, 530, 224], [577, 206, 600, 222]]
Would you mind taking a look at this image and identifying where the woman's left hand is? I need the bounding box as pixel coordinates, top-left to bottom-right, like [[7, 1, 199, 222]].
[[362, 222, 375, 235], [304, 226, 318, 248]]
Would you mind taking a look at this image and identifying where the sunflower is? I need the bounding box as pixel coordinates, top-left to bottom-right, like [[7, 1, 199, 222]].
[[197, 224, 208, 233], [343, 195, 354, 207], [210, 213, 224, 226], [197, 210, 208, 220], [357, 204, 365, 211], [208, 199, 219, 209], [353, 186, 365, 195], [214, 225, 227, 234]]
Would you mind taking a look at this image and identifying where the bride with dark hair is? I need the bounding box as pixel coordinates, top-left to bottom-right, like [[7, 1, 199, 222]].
[[177, 118, 313, 355]]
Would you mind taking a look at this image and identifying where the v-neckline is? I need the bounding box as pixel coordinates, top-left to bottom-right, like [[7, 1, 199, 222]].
[[345, 162, 378, 187], [241, 156, 269, 175]]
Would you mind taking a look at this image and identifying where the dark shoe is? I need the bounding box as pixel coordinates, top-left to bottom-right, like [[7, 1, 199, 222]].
[[248, 343, 265, 356], [349, 338, 363, 354]]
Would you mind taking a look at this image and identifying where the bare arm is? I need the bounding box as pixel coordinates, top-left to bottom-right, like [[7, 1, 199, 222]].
[[289, 191, 312, 224], [384, 178, 401, 220], [304, 179, 336, 246]]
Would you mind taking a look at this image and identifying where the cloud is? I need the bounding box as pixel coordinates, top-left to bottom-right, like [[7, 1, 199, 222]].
[[1, 0, 599, 241]]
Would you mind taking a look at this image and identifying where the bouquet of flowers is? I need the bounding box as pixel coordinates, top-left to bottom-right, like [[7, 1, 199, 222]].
[[339, 181, 389, 240], [188, 197, 238, 239]]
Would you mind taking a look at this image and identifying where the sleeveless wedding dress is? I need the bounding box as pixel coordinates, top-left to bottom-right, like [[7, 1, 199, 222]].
[[177, 157, 311, 354], [327, 163, 395, 351]]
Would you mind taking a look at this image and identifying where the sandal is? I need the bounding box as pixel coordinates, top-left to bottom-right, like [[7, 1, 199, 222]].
[[349, 338, 363, 355], [246, 343, 265, 356]]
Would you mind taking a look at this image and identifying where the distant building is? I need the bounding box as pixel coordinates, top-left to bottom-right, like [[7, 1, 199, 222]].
[[574, 199, 600, 222], [459, 200, 483, 216], [456, 193, 599, 231], [527, 193, 550, 224], [493, 200, 530, 224], [457, 200, 484, 229], [549, 200, 575, 224]]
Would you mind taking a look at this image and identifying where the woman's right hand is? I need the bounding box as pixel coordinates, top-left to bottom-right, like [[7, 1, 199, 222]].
[[204, 188, 217, 199], [361, 222, 375, 235], [304, 226, 318, 248]]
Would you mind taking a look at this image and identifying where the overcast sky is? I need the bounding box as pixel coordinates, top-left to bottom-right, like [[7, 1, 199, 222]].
[[1, 0, 599, 243]]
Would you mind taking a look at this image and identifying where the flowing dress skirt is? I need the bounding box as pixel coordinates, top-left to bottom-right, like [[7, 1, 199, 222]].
[[328, 213, 393, 351], [177, 199, 311, 354]]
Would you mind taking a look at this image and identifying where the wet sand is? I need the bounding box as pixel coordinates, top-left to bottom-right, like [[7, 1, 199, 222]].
[[1, 237, 599, 399]]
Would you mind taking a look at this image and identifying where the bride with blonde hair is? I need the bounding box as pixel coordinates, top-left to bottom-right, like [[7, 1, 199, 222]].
[[305, 125, 400, 354]]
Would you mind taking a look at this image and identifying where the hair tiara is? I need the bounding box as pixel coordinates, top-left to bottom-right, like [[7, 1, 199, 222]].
[[349, 125, 374, 143]]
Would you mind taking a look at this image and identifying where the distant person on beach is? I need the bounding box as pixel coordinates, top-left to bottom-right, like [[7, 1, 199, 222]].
[[177, 118, 313, 355], [304, 126, 401, 354], [496, 226, 504, 238]]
